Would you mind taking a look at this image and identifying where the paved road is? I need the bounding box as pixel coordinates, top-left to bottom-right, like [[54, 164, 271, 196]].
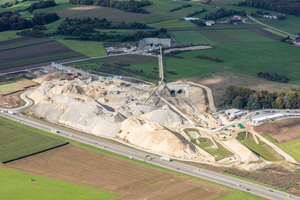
[[1, 94, 298, 200], [247, 15, 298, 38]]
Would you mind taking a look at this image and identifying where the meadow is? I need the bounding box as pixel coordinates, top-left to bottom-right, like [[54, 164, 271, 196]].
[[0, 117, 67, 163], [0, 167, 121, 200], [170, 30, 218, 45]]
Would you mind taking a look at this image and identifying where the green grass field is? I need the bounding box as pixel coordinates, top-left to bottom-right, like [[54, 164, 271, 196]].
[[58, 40, 107, 57], [236, 132, 283, 161], [197, 137, 234, 161], [0, 117, 67, 163], [163, 42, 300, 84], [217, 190, 266, 200], [278, 138, 300, 162], [0, 30, 22, 41], [199, 28, 276, 44], [0, 167, 121, 200], [170, 30, 218, 45]]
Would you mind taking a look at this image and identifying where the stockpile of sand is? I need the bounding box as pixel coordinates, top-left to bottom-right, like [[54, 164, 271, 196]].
[[118, 117, 214, 160]]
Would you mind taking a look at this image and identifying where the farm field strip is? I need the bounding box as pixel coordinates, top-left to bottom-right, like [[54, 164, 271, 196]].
[[0, 37, 54, 51], [54, 6, 152, 22], [170, 30, 218, 45], [0, 167, 121, 200], [0, 52, 82, 70], [0, 78, 36, 94], [0, 116, 67, 163]]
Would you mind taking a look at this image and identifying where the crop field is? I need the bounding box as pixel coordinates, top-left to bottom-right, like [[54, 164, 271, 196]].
[[198, 28, 276, 44], [57, 40, 107, 57], [0, 37, 54, 51], [236, 132, 283, 161], [0, 117, 67, 163], [149, 20, 199, 30], [54, 6, 152, 22], [92, 54, 157, 65], [0, 39, 84, 71], [3, 143, 250, 200], [170, 30, 218, 45], [0, 167, 120, 200]]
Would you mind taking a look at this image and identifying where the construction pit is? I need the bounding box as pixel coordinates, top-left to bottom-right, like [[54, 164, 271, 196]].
[[23, 69, 297, 171]]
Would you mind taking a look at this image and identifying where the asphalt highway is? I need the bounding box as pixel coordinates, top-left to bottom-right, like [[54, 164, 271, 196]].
[[1, 111, 299, 200]]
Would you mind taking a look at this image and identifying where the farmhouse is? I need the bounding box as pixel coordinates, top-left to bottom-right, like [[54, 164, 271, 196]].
[[263, 14, 278, 19], [225, 109, 245, 118], [251, 113, 286, 124], [226, 16, 245, 25], [294, 38, 300, 47], [204, 20, 215, 26]]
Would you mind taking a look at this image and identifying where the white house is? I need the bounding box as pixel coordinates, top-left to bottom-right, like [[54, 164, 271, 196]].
[[184, 17, 199, 21], [205, 20, 215, 26]]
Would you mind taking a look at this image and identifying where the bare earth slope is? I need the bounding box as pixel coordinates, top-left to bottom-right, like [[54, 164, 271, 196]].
[[254, 118, 300, 143]]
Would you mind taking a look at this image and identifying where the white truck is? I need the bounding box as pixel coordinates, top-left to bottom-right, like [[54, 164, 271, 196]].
[[160, 157, 172, 162], [8, 111, 15, 115]]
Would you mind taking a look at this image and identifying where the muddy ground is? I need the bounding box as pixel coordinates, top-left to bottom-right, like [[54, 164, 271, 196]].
[[3, 144, 231, 200], [188, 71, 300, 106], [254, 118, 300, 143]]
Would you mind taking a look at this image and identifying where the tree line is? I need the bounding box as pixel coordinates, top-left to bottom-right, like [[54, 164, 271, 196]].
[[257, 72, 290, 83], [237, 0, 300, 16], [169, 4, 192, 12], [223, 85, 300, 109], [196, 55, 223, 62], [186, 8, 207, 17], [0, 11, 59, 32], [27, 0, 57, 13], [68, 0, 152, 13], [203, 8, 244, 20], [1, 0, 19, 8]]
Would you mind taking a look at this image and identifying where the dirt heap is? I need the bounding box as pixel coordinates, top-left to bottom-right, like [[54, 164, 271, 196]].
[[254, 118, 300, 143], [118, 117, 214, 160]]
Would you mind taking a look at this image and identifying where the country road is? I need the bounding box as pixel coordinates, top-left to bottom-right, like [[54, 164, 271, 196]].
[[0, 94, 299, 200], [247, 15, 298, 38]]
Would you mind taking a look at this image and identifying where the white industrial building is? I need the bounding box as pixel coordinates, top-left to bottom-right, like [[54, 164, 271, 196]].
[[225, 109, 245, 118], [251, 113, 286, 124]]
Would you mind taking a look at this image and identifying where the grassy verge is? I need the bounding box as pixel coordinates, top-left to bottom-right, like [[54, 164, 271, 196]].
[[236, 132, 283, 161], [0, 167, 121, 200]]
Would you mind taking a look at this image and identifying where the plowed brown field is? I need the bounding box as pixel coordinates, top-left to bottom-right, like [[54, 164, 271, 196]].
[[254, 118, 300, 143], [4, 144, 231, 200]]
